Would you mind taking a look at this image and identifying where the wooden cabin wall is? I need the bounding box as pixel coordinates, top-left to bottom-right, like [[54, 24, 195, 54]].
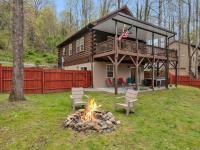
[[59, 31, 92, 67]]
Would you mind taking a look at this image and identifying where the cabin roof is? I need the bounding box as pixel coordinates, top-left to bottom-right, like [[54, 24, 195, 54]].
[[57, 5, 176, 48], [57, 5, 133, 48]]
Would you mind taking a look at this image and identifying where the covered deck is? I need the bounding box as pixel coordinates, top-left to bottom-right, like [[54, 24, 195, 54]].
[[91, 12, 178, 94]]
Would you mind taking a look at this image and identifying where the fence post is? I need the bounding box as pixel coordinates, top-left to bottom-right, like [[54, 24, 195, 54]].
[[42, 69, 45, 94], [0, 64, 2, 92], [85, 71, 88, 87], [72, 72, 74, 87]]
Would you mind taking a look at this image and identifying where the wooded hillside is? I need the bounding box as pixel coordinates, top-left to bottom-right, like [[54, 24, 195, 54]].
[[0, 0, 199, 67]]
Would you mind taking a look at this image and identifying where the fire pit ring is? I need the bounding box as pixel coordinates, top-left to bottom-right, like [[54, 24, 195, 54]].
[[63, 97, 120, 133]]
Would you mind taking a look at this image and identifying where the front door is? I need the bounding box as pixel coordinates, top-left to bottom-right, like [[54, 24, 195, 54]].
[[130, 67, 135, 80], [130, 67, 140, 83]]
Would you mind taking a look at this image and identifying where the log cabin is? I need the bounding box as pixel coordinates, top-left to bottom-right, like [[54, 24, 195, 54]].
[[57, 6, 178, 94]]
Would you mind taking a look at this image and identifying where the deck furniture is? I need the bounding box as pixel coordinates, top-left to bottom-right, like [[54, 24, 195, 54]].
[[115, 89, 138, 115], [126, 77, 135, 86], [106, 78, 114, 87], [70, 87, 88, 111], [144, 77, 166, 87], [118, 77, 126, 86]]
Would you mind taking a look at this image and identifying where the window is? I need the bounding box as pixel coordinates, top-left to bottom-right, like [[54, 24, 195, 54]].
[[69, 44, 72, 56], [106, 64, 114, 78], [62, 47, 66, 55], [81, 66, 87, 71], [76, 39, 80, 53], [76, 37, 84, 53], [80, 37, 84, 52]]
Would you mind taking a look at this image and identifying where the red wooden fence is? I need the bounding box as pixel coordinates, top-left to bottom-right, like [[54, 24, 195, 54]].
[[169, 73, 200, 88], [144, 71, 200, 88], [0, 65, 92, 94]]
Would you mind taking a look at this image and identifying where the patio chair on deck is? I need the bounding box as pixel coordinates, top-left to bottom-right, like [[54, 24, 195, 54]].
[[70, 87, 88, 111], [106, 78, 113, 87], [115, 89, 138, 115], [126, 77, 135, 86], [118, 77, 126, 87]]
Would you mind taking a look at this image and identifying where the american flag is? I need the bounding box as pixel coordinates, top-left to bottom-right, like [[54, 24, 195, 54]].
[[117, 31, 129, 41]]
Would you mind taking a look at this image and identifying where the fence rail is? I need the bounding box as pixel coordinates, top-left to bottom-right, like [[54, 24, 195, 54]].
[[0, 65, 92, 94], [169, 73, 200, 88]]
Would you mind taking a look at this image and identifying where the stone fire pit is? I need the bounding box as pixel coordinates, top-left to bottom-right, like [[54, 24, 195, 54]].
[[63, 109, 120, 133]]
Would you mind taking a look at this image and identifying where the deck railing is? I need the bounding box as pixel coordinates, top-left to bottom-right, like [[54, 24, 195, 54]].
[[95, 39, 114, 54], [95, 38, 177, 58]]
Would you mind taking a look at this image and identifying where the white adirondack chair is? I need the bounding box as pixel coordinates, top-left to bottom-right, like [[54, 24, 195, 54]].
[[115, 89, 138, 115], [70, 87, 88, 111]]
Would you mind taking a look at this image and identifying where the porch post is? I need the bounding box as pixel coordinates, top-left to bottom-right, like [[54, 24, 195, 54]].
[[175, 61, 178, 87], [114, 21, 118, 94], [156, 61, 159, 77], [152, 33, 155, 90], [135, 27, 139, 90], [165, 36, 169, 89]]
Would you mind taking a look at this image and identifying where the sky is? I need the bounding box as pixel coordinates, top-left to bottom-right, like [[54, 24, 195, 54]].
[[54, 0, 66, 16], [53, 0, 154, 19], [53, 0, 137, 15]]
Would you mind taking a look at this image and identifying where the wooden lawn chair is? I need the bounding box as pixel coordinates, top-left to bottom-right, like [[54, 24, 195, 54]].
[[115, 89, 138, 115], [70, 87, 88, 111]]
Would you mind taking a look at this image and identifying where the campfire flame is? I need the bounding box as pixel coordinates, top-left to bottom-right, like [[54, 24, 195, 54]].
[[81, 97, 100, 122]]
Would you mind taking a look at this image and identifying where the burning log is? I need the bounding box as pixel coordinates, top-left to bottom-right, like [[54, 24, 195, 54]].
[[63, 97, 120, 133]]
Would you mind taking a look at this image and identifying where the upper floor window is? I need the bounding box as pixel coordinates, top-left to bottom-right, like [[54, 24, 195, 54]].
[[76, 39, 80, 53], [80, 37, 84, 52], [62, 47, 66, 55], [76, 37, 84, 53], [69, 44, 72, 56]]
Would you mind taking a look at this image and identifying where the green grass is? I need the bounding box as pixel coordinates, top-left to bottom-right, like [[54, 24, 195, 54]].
[[0, 86, 200, 150]]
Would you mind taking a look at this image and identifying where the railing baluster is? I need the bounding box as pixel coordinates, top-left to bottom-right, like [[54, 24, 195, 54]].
[[95, 38, 177, 59]]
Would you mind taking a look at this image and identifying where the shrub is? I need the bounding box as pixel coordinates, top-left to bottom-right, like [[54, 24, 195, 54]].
[[46, 54, 56, 64], [35, 59, 41, 67]]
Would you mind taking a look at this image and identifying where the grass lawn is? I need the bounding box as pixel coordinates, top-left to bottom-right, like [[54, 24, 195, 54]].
[[0, 86, 200, 150]]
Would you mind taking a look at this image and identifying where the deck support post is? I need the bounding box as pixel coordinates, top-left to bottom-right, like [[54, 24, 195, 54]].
[[165, 37, 169, 89], [136, 60, 139, 90], [156, 61, 159, 77], [114, 21, 118, 95], [175, 61, 178, 87], [135, 27, 139, 90], [152, 33, 155, 90], [90, 30, 96, 88], [152, 60, 155, 90], [114, 55, 118, 95]]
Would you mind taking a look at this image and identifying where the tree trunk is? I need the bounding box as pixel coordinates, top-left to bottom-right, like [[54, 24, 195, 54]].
[[144, 0, 149, 22], [118, 0, 121, 9], [178, 0, 182, 78], [195, 0, 199, 79], [9, 0, 25, 101], [158, 0, 162, 46], [187, 0, 192, 77]]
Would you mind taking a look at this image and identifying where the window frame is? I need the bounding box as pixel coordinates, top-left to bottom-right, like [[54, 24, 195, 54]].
[[80, 37, 84, 52], [76, 39, 80, 53], [106, 64, 114, 78], [76, 37, 84, 53], [69, 43, 72, 56], [80, 66, 87, 71], [62, 47, 66, 55]]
